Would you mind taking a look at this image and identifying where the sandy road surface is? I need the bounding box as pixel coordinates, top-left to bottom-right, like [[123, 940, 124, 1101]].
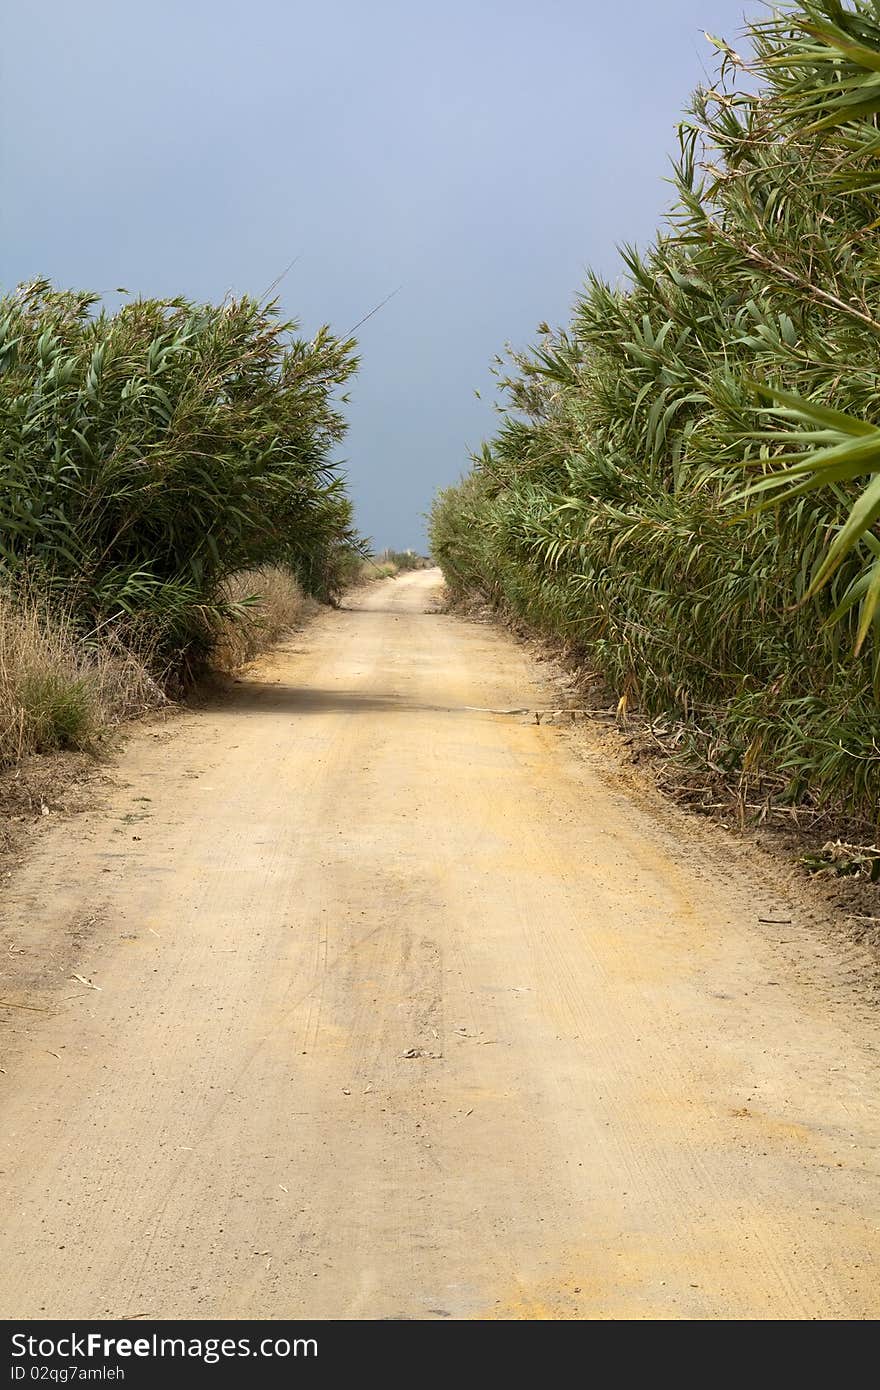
[[0, 568, 878, 1320]]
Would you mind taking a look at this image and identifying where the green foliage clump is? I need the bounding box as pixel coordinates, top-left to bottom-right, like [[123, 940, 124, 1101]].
[[15, 669, 94, 752], [430, 1, 880, 826], [0, 280, 361, 679]]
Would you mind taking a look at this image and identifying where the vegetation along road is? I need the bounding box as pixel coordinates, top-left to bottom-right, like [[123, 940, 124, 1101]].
[[0, 568, 877, 1319]]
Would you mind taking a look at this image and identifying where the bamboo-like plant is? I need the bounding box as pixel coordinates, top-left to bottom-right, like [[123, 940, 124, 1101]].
[[0, 282, 361, 677], [429, 0, 880, 825]]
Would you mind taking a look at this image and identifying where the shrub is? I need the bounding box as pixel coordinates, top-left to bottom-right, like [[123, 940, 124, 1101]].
[[0, 282, 360, 678]]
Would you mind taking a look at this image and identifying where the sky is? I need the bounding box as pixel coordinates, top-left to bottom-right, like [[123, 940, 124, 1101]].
[[1, 0, 752, 550]]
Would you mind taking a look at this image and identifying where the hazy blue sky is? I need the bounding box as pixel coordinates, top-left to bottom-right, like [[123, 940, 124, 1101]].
[[2, 0, 750, 549]]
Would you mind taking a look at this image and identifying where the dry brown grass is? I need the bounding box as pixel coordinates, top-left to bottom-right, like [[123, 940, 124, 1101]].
[[345, 557, 399, 586], [211, 566, 316, 672], [360, 561, 397, 581], [0, 566, 313, 771], [0, 587, 164, 770]]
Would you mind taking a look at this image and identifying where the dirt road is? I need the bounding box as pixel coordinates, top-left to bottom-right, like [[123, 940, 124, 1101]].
[[1, 569, 878, 1320]]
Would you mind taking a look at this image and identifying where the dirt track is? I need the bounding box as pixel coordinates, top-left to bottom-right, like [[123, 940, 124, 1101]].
[[1, 568, 878, 1320]]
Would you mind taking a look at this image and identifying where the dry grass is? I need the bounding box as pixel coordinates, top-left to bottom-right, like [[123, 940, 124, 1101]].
[[346, 555, 413, 586], [212, 566, 316, 672], [336, 549, 428, 589], [361, 560, 398, 581], [0, 587, 164, 770], [0, 566, 313, 771]]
